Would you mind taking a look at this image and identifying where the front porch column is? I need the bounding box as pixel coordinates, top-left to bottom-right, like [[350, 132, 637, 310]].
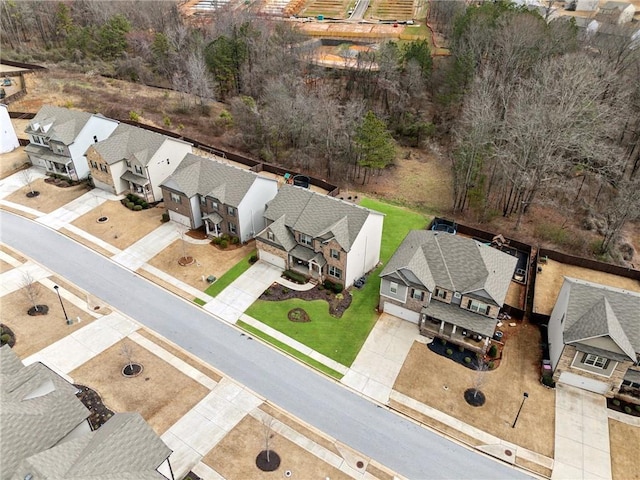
[[451, 325, 457, 335], [439, 321, 445, 333], [484, 337, 489, 348], [204, 221, 210, 236]]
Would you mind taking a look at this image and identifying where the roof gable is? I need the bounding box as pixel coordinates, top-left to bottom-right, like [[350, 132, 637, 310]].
[[26, 105, 93, 145]]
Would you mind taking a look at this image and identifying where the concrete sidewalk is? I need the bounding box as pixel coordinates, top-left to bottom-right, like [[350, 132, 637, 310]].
[[203, 261, 282, 324], [0, 167, 45, 199], [111, 222, 180, 270], [37, 189, 119, 230]]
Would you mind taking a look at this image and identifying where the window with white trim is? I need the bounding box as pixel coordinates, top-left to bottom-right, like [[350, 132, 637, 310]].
[[211, 200, 218, 210], [583, 354, 608, 369], [328, 265, 342, 279], [467, 299, 490, 315], [330, 248, 340, 260], [267, 231, 274, 241], [135, 165, 143, 174], [411, 288, 424, 301], [200, 196, 206, 205], [228, 222, 237, 234], [390, 282, 398, 294], [170, 192, 181, 204], [99, 164, 108, 173], [227, 206, 235, 216], [300, 233, 313, 247]]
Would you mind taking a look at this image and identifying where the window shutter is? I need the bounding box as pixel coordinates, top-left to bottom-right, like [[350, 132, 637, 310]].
[[443, 292, 447, 300], [421, 292, 425, 301], [410, 288, 415, 298], [581, 353, 588, 363], [604, 359, 610, 369], [467, 300, 472, 309], [486, 307, 490, 316]]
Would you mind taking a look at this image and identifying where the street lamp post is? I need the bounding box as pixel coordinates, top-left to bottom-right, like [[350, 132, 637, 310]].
[[53, 285, 71, 325], [512, 392, 529, 428]]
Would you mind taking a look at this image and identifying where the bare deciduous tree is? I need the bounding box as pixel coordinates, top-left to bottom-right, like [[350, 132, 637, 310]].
[[120, 339, 135, 372], [21, 272, 42, 313]]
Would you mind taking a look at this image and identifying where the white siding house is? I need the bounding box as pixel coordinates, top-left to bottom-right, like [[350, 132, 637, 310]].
[[345, 211, 384, 287]]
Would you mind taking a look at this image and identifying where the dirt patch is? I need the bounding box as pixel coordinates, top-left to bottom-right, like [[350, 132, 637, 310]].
[[609, 419, 640, 480], [393, 321, 555, 458], [533, 258, 640, 316], [0, 258, 16, 273], [203, 415, 352, 480], [0, 244, 27, 263], [0, 147, 30, 180], [58, 227, 117, 257], [71, 200, 165, 250], [3, 178, 89, 213], [1, 286, 95, 359], [70, 339, 209, 435], [145, 239, 254, 290]]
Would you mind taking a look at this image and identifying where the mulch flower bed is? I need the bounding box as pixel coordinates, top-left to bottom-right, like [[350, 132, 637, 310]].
[[428, 339, 483, 370], [288, 307, 310, 322], [256, 450, 281, 472], [259, 283, 352, 318], [28, 305, 49, 316], [44, 177, 81, 188], [74, 384, 114, 430]]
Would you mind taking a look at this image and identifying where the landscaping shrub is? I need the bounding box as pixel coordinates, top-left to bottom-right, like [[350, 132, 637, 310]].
[[0, 333, 10, 345], [126, 202, 135, 210], [283, 270, 306, 284], [249, 254, 258, 264], [212, 237, 221, 245], [488, 360, 495, 370], [440, 338, 447, 346], [126, 193, 135, 201], [635, 405, 640, 412], [141, 201, 148, 209], [464, 356, 471, 364], [219, 239, 228, 249], [613, 399, 621, 406], [133, 205, 143, 211], [282, 287, 289, 294], [231, 236, 240, 245], [458, 345, 465, 352], [488, 345, 498, 358], [323, 279, 343, 293], [624, 406, 632, 414], [446, 348, 453, 356], [221, 233, 231, 241], [541, 376, 555, 388], [161, 213, 170, 223]]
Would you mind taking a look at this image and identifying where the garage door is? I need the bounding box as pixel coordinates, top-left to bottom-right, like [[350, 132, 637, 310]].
[[169, 210, 191, 228], [383, 302, 420, 324], [559, 371, 609, 395], [259, 249, 286, 269]]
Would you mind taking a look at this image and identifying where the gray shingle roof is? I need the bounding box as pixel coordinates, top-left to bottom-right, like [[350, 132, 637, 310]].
[[258, 215, 297, 251], [2, 347, 172, 480], [161, 153, 264, 207], [92, 123, 168, 166], [421, 301, 498, 337], [25, 105, 93, 145], [1, 346, 90, 480], [562, 278, 640, 360], [381, 231, 517, 306], [263, 184, 380, 252]]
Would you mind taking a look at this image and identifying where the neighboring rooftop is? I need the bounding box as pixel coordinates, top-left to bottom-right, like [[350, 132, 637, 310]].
[[91, 122, 176, 166], [24, 105, 93, 145], [161, 152, 273, 207], [560, 277, 640, 361], [261, 184, 381, 252], [0, 346, 172, 480], [381, 230, 518, 307]]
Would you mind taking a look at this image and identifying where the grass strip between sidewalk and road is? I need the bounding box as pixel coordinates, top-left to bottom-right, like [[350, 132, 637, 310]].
[[198, 249, 256, 299], [237, 320, 344, 379]]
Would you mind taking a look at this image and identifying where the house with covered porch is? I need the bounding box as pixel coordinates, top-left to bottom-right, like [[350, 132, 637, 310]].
[[24, 105, 119, 180], [379, 230, 517, 354], [255, 185, 383, 288], [161, 153, 278, 243], [86, 123, 192, 202]]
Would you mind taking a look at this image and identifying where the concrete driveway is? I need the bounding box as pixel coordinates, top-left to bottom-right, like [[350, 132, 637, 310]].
[[203, 261, 282, 323], [552, 383, 611, 480], [341, 314, 423, 404]]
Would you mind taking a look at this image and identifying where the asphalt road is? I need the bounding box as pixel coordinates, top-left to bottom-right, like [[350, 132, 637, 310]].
[[0, 211, 532, 479]]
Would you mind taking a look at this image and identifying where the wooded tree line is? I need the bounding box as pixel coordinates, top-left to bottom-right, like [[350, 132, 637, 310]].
[[1, 1, 431, 184], [430, 1, 640, 254]]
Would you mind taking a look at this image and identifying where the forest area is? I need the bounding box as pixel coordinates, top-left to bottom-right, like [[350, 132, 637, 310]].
[[1, 0, 639, 266]]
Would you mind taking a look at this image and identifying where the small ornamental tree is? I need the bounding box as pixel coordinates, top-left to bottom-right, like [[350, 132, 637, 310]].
[[354, 111, 396, 184]]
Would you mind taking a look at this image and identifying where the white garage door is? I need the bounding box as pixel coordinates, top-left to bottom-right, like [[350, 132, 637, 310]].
[[559, 371, 609, 395], [259, 249, 286, 269], [169, 210, 191, 228], [383, 302, 420, 324]]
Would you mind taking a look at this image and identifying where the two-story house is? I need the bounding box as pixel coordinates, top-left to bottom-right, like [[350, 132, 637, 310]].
[[24, 105, 119, 181], [255, 185, 384, 288], [85, 123, 192, 202], [379, 230, 517, 353], [161, 153, 278, 243], [548, 278, 640, 399]]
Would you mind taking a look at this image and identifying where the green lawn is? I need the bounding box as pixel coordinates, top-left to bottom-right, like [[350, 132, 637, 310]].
[[199, 249, 256, 298], [245, 198, 429, 367], [237, 320, 344, 379]]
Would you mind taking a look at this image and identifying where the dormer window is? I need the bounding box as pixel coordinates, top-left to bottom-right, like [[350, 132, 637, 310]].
[[300, 233, 313, 247], [126, 160, 131, 168], [435, 288, 447, 300], [267, 231, 274, 241], [467, 299, 490, 315], [135, 165, 143, 175]]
